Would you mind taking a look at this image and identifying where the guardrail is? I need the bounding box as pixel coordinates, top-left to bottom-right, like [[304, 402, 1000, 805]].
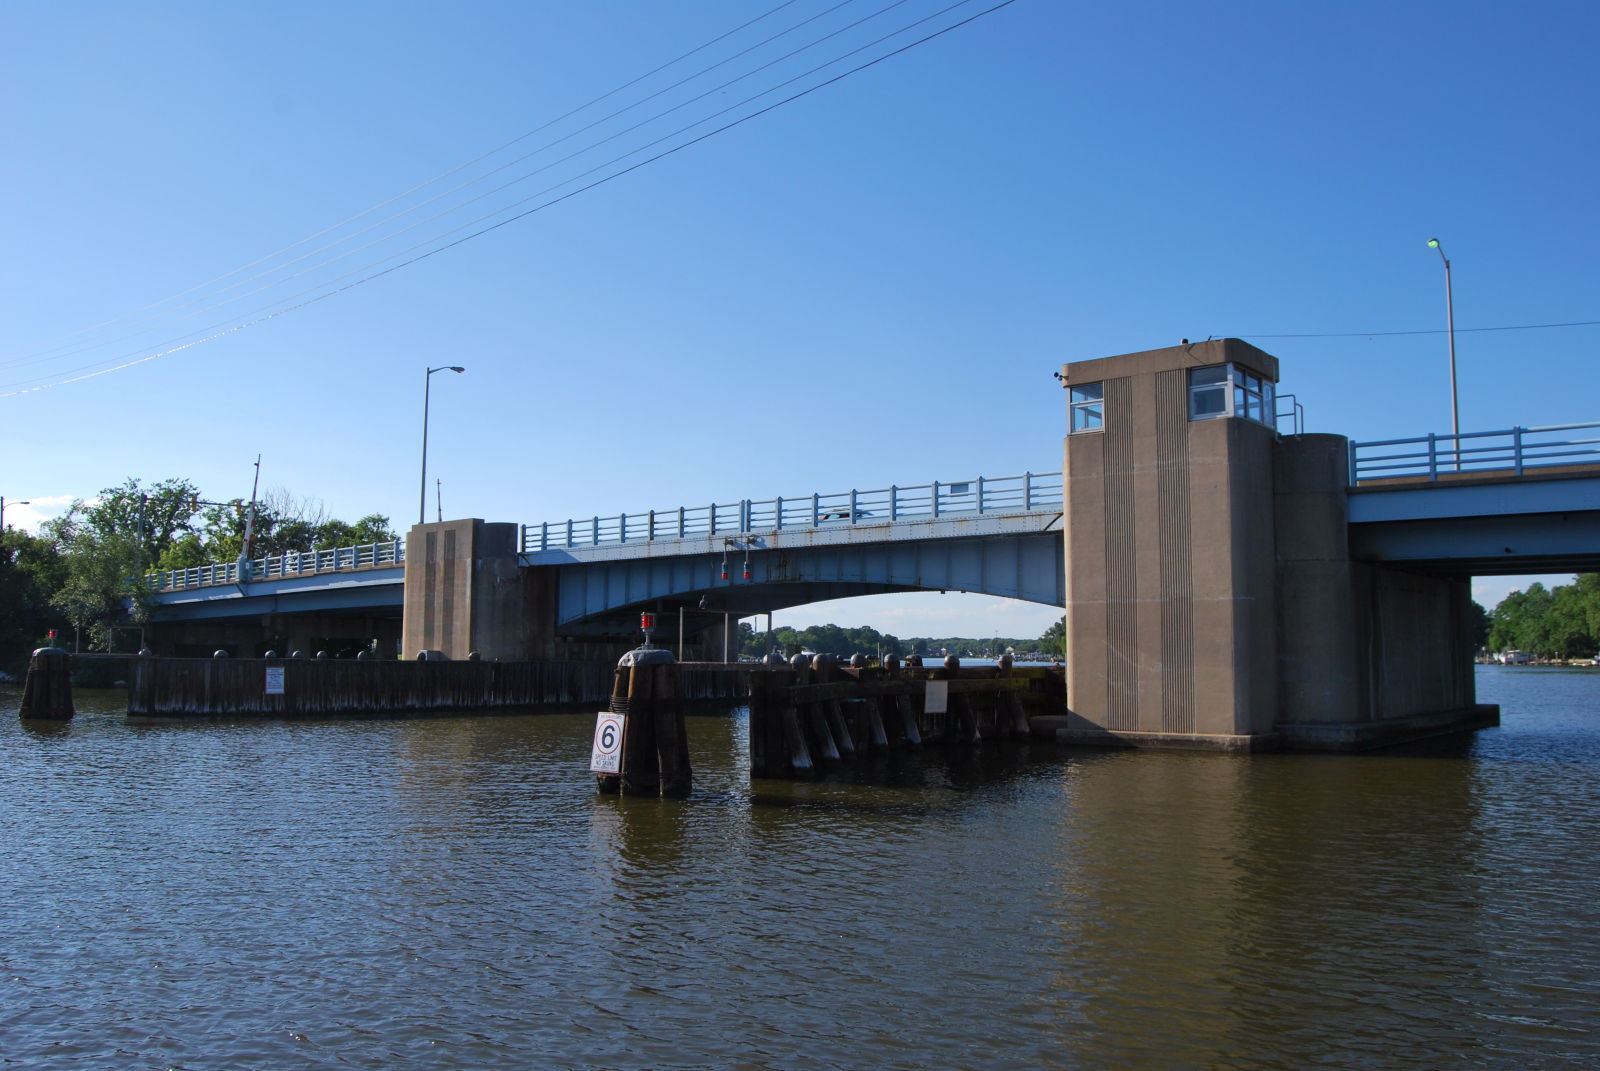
[[1349, 422, 1600, 483], [147, 539, 405, 592], [521, 471, 1063, 552]]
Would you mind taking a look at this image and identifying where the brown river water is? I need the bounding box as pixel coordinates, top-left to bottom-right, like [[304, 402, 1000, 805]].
[[3, 665, 1597, 1069]]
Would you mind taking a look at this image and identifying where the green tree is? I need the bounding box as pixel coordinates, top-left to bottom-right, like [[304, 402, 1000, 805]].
[[1039, 616, 1065, 656], [0, 527, 65, 672], [1574, 574, 1600, 645], [45, 477, 206, 650], [1466, 601, 1489, 651], [1488, 584, 1557, 658], [44, 515, 149, 651], [1549, 584, 1595, 659], [73, 477, 202, 571]]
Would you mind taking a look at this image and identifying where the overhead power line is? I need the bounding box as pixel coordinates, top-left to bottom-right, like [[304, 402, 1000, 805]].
[[3, 0, 1017, 396], [9, 0, 811, 365], [1236, 319, 1600, 340]]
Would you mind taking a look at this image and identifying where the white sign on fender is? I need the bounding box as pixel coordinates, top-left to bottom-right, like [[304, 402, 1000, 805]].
[[264, 666, 285, 696], [591, 712, 625, 774], [925, 680, 948, 714]]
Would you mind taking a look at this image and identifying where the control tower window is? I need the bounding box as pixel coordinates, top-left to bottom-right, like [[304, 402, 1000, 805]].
[[1069, 383, 1104, 432], [1188, 364, 1275, 428]]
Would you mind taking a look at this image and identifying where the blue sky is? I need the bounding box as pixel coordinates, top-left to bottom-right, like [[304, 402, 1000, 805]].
[[3, 1, 1596, 638]]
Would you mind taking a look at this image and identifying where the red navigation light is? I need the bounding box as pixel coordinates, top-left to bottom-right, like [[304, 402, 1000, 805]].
[[742, 565, 751, 580], [640, 613, 655, 630]]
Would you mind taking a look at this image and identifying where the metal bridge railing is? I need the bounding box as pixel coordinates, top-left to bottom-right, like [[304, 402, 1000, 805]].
[[521, 471, 1063, 552], [147, 539, 406, 592], [1349, 422, 1600, 484]]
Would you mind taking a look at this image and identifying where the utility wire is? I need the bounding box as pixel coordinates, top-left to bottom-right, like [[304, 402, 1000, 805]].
[[1237, 319, 1600, 339], [9, 0, 811, 364], [2, 0, 1018, 397], [2, 0, 942, 375], [0, 0, 946, 380], [12, 0, 919, 368]]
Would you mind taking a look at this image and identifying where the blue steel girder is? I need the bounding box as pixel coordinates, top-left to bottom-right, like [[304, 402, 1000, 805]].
[[535, 515, 1065, 627], [146, 566, 406, 622], [1348, 474, 1600, 575]]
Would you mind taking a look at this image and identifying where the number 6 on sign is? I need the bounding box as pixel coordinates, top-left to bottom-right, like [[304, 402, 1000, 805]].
[[591, 712, 624, 774]]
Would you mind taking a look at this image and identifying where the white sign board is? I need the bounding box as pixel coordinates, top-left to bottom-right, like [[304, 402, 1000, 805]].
[[591, 712, 625, 774], [925, 680, 948, 714], [264, 666, 285, 695]]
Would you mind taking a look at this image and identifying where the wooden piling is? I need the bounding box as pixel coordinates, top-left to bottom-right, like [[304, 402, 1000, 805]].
[[18, 647, 74, 720], [782, 702, 814, 777], [607, 647, 690, 799]]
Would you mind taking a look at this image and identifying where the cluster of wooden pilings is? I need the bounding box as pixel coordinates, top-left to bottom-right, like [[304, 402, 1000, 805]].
[[597, 648, 691, 798], [747, 654, 1040, 780]]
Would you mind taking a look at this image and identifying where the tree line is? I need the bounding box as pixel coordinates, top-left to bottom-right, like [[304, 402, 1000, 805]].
[[0, 476, 394, 671], [1486, 576, 1600, 660], [734, 617, 1066, 661]]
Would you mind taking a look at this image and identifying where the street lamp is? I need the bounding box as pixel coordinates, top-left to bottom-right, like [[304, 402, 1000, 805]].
[[420, 365, 465, 525], [1426, 238, 1459, 466], [0, 496, 29, 531]]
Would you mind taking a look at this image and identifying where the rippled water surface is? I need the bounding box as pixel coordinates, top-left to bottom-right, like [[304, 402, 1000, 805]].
[[3, 666, 1598, 1069]]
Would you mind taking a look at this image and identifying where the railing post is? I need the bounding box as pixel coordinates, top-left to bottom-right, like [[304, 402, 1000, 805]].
[[541, 521, 549, 552], [977, 476, 986, 513], [1347, 440, 1359, 486], [1514, 427, 1525, 477], [811, 493, 819, 526], [932, 480, 941, 518], [710, 502, 717, 534], [592, 516, 600, 545], [1427, 433, 1438, 481], [890, 485, 898, 520], [1023, 471, 1032, 509], [566, 519, 573, 547], [620, 512, 628, 544], [776, 496, 784, 530], [849, 489, 858, 523], [648, 509, 656, 541], [678, 506, 685, 539]]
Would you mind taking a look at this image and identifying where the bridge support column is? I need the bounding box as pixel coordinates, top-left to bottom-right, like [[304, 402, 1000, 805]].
[[1275, 434, 1492, 748], [1062, 340, 1281, 750], [1059, 339, 1493, 752], [402, 519, 544, 661]]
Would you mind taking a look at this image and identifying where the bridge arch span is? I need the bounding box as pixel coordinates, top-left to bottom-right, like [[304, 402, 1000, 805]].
[[547, 530, 1064, 636]]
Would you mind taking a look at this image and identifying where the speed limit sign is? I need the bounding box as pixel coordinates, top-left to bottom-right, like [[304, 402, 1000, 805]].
[[591, 711, 625, 774]]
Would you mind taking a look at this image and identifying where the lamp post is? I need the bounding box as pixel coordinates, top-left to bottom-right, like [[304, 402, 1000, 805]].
[[420, 365, 465, 525], [1426, 238, 1459, 466], [0, 496, 28, 531]]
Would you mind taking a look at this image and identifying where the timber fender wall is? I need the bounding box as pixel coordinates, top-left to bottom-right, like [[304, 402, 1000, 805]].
[[127, 657, 751, 718]]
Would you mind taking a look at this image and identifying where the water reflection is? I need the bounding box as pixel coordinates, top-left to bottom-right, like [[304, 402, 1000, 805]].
[[18, 716, 73, 739], [2, 674, 1598, 1068]]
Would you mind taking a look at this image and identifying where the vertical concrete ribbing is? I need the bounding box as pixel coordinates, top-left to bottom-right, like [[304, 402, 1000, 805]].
[[1155, 369, 1195, 734], [1103, 376, 1138, 730], [423, 531, 438, 651], [442, 529, 457, 654]]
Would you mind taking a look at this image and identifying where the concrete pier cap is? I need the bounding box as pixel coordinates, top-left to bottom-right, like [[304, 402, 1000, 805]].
[[1057, 338, 1493, 753]]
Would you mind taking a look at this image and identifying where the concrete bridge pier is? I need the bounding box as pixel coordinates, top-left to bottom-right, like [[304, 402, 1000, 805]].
[[1273, 434, 1488, 749], [401, 519, 554, 661], [1059, 339, 1494, 752]]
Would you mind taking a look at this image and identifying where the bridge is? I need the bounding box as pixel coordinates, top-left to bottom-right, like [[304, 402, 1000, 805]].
[[145, 470, 1064, 657], [1346, 423, 1600, 575], [141, 339, 1600, 751]]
